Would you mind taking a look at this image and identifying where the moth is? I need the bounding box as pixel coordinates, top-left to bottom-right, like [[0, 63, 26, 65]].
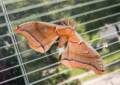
[[15, 19, 105, 74]]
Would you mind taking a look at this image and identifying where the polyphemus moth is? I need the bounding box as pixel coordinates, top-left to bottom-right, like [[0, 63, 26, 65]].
[[15, 19, 105, 74]]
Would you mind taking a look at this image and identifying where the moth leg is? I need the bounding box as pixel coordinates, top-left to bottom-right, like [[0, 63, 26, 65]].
[[57, 36, 68, 48]]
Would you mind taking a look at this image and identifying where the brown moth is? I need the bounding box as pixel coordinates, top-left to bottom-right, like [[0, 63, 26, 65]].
[[15, 21, 65, 53], [15, 19, 105, 74]]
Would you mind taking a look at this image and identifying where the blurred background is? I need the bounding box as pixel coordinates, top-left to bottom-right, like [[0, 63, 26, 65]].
[[0, 0, 120, 85]]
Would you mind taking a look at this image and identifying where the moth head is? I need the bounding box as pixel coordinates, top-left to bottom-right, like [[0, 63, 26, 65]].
[[55, 18, 77, 30]]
